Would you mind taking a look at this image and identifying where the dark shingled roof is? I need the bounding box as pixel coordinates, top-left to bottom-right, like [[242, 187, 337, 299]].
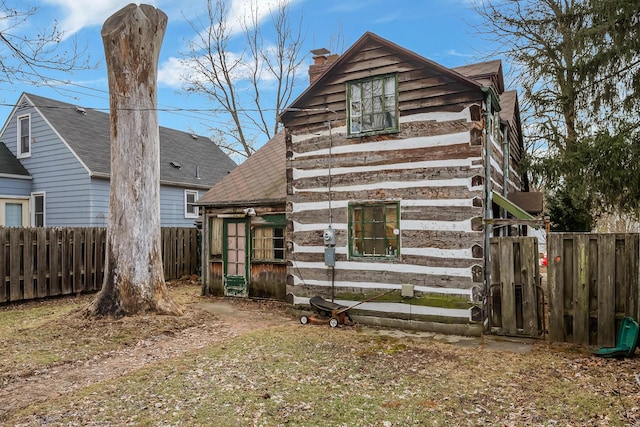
[[0, 142, 30, 177], [23, 93, 236, 188], [453, 59, 504, 94], [197, 131, 286, 206]]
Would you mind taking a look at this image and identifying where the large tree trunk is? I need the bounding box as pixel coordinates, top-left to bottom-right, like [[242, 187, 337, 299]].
[[87, 4, 182, 317]]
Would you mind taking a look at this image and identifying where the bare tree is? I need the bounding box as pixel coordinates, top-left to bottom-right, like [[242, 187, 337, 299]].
[[0, 1, 92, 85], [182, 0, 305, 158], [86, 4, 182, 318]]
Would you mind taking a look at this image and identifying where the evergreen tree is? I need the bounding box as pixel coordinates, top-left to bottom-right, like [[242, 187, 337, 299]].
[[476, 0, 640, 223]]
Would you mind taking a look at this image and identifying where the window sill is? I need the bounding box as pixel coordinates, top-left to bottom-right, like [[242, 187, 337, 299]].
[[350, 256, 399, 261], [347, 128, 399, 138], [251, 259, 286, 264]]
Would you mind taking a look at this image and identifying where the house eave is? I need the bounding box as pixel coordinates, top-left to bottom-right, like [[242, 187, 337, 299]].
[[197, 198, 286, 208], [89, 172, 214, 190]]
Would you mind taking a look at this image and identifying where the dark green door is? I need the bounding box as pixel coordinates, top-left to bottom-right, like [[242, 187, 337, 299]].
[[223, 219, 248, 297]]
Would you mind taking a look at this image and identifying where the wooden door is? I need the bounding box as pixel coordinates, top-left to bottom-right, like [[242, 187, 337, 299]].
[[223, 219, 248, 297]]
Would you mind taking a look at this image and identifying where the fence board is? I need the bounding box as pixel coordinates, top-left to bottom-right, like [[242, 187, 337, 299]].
[[597, 234, 615, 347], [36, 229, 47, 298], [0, 228, 6, 303], [72, 228, 83, 293], [0, 227, 198, 304], [22, 229, 34, 299], [573, 234, 590, 345], [61, 229, 72, 295], [521, 237, 538, 337], [499, 240, 516, 335], [9, 228, 21, 301], [548, 234, 564, 342], [50, 229, 61, 296]]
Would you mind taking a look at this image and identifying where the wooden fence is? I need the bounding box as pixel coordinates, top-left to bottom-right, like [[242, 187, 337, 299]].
[[489, 237, 544, 338], [0, 227, 199, 304], [548, 233, 640, 347]]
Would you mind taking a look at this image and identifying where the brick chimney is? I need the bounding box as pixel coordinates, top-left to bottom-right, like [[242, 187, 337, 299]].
[[309, 48, 338, 85]]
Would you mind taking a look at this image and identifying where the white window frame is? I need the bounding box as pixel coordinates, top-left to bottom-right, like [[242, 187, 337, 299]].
[[31, 192, 46, 227], [184, 190, 199, 218], [17, 114, 31, 158]]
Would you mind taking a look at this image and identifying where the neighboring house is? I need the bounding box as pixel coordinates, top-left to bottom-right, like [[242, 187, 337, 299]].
[[197, 132, 286, 300], [278, 32, 536, 334], [0, 93, 236, 227]]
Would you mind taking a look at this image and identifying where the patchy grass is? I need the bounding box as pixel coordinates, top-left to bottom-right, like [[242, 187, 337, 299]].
[[0, 279, 209, 381], [1, 280, 639, 426]]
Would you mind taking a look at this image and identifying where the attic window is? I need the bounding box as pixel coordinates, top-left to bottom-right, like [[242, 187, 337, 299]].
[[75, 106, 87, 115], [347, 74, 398, 137], [170, 161, 181, 169]]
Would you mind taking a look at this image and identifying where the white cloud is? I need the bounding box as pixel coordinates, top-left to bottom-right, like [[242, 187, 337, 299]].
[[42, 0, 299, 39], [158, 57, 186, 88], [41, 0, 148, 38], [446, 49, 474, 58]]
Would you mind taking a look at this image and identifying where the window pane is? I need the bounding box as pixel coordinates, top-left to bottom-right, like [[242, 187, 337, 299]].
[[6, 204, 22, 227], [348, 75, 397, 136], [350, 83, 360, 101], [20, 118, 30, 154], [350, 203, 399, 258], [34, 194, 44, 227]]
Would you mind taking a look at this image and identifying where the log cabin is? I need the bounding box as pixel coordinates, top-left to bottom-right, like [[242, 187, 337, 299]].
[[279, 32, 536, 335]]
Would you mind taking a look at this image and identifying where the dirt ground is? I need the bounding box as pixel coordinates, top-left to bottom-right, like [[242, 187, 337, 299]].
[[0, 285, 291, 417]]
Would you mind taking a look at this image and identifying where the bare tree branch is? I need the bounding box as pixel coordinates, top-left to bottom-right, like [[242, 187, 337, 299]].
[[181, 0, 305, 159]]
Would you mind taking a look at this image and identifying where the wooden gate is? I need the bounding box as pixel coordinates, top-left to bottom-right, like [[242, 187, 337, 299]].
[[489, 236, 544, 337]]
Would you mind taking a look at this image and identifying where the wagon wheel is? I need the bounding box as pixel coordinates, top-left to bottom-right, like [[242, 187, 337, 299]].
[[300, 315, 309, 325], [329, 318, 339, 328]]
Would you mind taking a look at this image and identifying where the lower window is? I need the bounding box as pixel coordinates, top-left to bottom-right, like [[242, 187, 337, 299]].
[[349, 202, 400, 258], [252, 226, 285, 261]]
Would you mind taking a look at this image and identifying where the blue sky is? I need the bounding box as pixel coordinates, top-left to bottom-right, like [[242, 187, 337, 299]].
[[1, 0, 494, 153]]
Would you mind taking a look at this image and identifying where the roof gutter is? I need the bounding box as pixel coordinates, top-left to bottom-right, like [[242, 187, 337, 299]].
[[196, 198, 286, 207], [0, 173, 32, 180], [89, 172, 214, 190]]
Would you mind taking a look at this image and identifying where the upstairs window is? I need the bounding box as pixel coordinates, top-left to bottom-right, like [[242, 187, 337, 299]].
[[185, 190, 199, 218], [17, 115, 31, 158], [348, 74, 398, 137], [349, 202, 400, 259]]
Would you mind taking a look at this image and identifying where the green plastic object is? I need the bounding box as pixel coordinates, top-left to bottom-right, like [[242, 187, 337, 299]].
[[594, 317, 639, 358]]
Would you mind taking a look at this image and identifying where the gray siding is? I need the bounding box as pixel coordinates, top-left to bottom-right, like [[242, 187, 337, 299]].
[[160, 186, 199, 227], [2, 105, 94, 226], [93, 179, 199, 227], [0, 177, 31, 197]]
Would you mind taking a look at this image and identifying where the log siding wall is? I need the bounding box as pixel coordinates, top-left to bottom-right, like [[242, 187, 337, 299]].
[[281, 36, 523, 329], [286, 108, 485, 319]]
